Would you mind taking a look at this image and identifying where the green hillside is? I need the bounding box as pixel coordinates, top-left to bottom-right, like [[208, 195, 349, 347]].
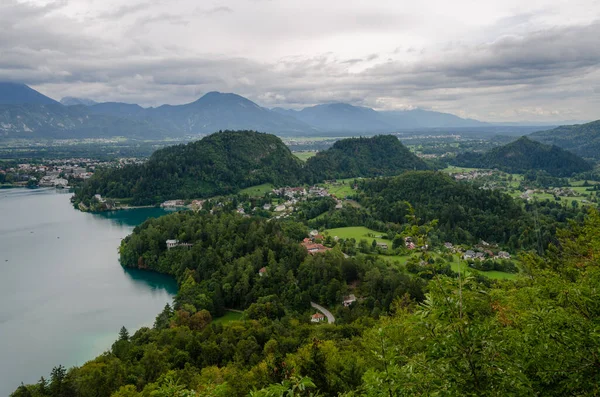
[[452, 136, 592, 176], [529, 120, 600, 160], [73, 130, 305, 206], [306, 135, 428, 181]]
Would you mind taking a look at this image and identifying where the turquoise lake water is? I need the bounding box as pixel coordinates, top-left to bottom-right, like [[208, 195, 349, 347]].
[[0, 188, 176, 394]]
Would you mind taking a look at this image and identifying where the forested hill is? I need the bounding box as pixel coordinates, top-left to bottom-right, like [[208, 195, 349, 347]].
[[452, 136, 592, 176], [529, 120, 600, 160], [306, 135, 428, 181], [73, 130, 305, 206], [359, 171, 536, 249]]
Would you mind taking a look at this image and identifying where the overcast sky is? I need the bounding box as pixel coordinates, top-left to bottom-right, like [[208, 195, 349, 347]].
[[2, 0, 599, 122]]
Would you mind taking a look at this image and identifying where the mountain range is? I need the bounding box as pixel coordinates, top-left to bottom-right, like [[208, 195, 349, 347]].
[[0, 83, 490, 139]]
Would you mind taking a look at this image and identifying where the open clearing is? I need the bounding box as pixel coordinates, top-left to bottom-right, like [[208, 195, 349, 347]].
[[212, 310, 243, 324], [325, 226, 391, 244], [293, 151, 318, 161], [321, 178, 357, 198], [449, 261, 518, 280]]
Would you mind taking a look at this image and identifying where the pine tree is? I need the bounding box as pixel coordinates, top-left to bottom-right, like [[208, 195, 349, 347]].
[[118, 326, 129, 341]]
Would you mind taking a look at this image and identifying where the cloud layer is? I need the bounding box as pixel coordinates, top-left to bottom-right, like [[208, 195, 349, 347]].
[[2, 0, 599, 122]]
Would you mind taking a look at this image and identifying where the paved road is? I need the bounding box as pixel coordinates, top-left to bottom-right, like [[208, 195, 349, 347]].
[[311, 302, 335, 324]]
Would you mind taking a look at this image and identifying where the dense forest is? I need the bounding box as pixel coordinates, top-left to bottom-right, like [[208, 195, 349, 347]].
[[305, 135, 428, 181], [19, 130, 600, 396], [73, 133, 429, 208], [12, 207, 600, 396], [73, 131, 305, 206], [356, 171, 583, 251], [452, 136, 592, 176], [530, 119, 600, 160], [118, 211, 424, 316]]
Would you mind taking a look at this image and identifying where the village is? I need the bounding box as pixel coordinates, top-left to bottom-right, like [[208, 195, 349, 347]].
[[156, 184, 343, 217], [0, 157, 144, 188]]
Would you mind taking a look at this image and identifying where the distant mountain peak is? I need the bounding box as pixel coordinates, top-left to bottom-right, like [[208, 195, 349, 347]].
[[60, 97, 98, 106], [0, 82, 59, 105]]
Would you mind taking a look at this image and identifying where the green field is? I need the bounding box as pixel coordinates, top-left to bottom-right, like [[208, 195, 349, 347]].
[[449, 261, 518, 280], [212, 310, 243, 325], [442, 166, 482, 173], [325, 226, 391, 244], [239, 183, 274, 197], [322, 178, 356, 198], [379, 252, 517, 280], [379, 255, 410, 265], [293, 151, 318, 161]]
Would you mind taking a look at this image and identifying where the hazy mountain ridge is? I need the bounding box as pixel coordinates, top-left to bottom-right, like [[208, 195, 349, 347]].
[[0, 83, 494, 139], [273, 103, 488, 132], [0, 103, 169, 139], [274, 103, 393, 132], [60, 97, 98, 106], [0, 82, 59, 106]]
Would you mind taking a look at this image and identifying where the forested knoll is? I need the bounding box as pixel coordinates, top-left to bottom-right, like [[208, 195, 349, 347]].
[[74, 131, 305, 205], [305, 135, 428, 181], [452, 136, 592, 176], [119, 211, 423, 317], [530, 119, 600, 160], [13, 208, 600, 396], [74, 133, 428, 207], [358, 171, 581, 250]]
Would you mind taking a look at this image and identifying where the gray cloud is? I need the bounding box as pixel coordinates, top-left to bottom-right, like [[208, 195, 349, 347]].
[[201, 6, 234, 15], [1, 0, 599, 122]]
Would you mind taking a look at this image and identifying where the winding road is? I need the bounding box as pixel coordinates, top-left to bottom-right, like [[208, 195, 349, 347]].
[[311, 302, 335, 324]]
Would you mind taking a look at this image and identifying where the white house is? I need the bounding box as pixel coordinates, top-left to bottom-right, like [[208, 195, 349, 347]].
[[166, 239, 179, 249], [311, 313, 325, 323]]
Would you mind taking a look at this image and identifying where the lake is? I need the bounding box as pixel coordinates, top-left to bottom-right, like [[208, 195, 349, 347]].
[[0, 188, 177, 395]]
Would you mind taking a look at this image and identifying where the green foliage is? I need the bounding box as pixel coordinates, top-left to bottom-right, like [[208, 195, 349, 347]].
[[306, 135, 428, 181], [74, 131, 305, 205], [250, 376, 316, 397], [530, 119, 600, 160], [453, 136, 593, 176], [15, 154, 600, 397], [359, 171, 583, 250]]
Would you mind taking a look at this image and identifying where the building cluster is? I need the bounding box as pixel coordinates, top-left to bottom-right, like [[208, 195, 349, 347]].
[[300, 230, 331, 255], [161, 200, 186, 208], [463, 249, 511, 261], [0, 157, 145, 188], [521, 187, 579, 202], [442, 242, 511, 261], [450, 170, 494, 181], [301, 238, 331, 255]]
